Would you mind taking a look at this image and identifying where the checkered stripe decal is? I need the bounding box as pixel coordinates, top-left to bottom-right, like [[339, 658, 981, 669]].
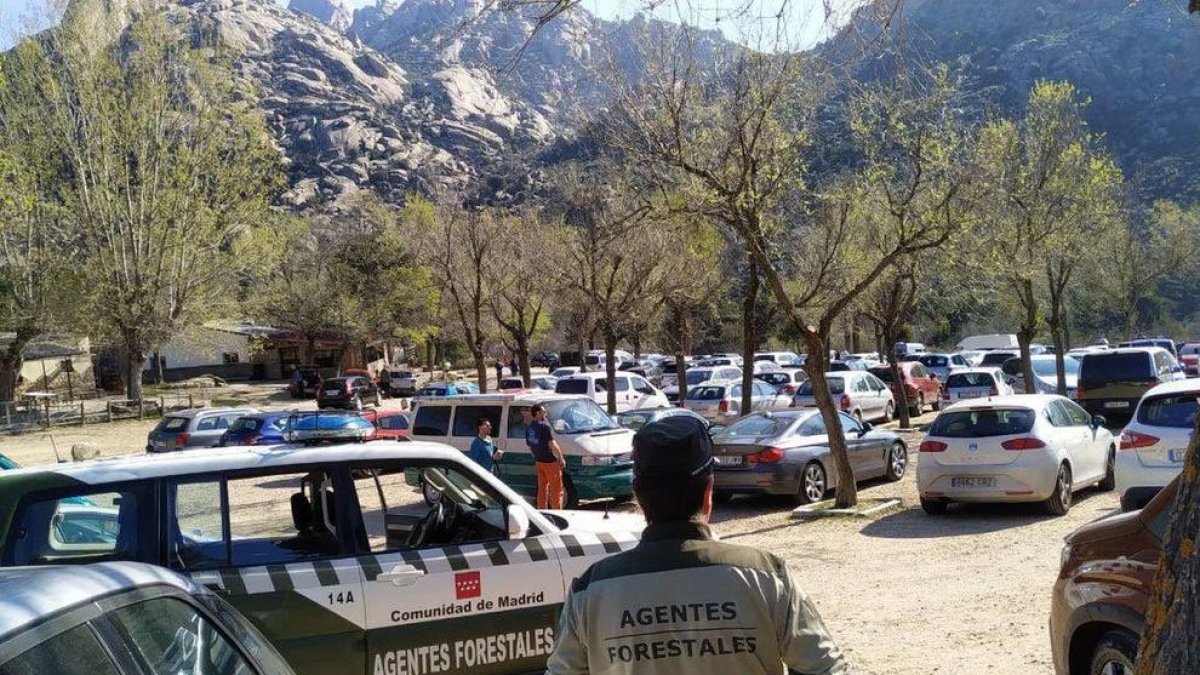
[[194, 530, 641, 594]]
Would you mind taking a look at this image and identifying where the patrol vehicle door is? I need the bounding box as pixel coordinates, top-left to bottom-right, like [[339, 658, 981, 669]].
[[166, 469, 367, 675], [348, 460, 565, 675]]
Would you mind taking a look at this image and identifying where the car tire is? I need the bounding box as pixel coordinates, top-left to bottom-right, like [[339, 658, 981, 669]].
[[1088, 629, 1138, 675], [882, 402, 894, 423], [920, 497, 948, 515], [1098, 446, 1117, 491], [1044, 463, 1073, 516], [884, 442, 908, 481], [794, 462, 827, 505], [713, 490, 734, 504]]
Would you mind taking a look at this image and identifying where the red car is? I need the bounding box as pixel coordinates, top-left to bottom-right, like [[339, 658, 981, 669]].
[[363, 410, 410, 440], [868, 362, 943, 415], [1178, 342, 1200, 376]]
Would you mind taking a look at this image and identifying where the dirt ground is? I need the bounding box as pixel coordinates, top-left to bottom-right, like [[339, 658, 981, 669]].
[[0, 385, 1116, 675]]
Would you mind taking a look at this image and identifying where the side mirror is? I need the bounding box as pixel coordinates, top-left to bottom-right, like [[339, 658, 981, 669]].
[[506, 504, 530, 540], [1121, 486, 1163, 513], [860, 423, 873, 435], [1091, 415, 1107, 429]]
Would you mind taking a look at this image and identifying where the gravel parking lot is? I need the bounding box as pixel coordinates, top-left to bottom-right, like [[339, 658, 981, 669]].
[[0, 385, 1118, 675]]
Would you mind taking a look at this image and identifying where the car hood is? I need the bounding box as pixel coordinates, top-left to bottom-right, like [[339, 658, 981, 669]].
[[569, 428, 635, 454], [549, 509, 646, 535], [1065, 508, 1144, 547]]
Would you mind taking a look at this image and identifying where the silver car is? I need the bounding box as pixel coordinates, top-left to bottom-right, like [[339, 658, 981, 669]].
[[145, 407, 259, 453], [681, 378, 792, 426], [711, 410, 908, 505], [792, 371, 895, 423], [664, 366, 742, 402]]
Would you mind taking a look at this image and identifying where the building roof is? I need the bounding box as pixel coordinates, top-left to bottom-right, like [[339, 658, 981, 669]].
[[0, 333, 89, 360]]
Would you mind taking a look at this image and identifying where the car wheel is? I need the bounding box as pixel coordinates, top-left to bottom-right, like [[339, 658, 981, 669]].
[[885, 442, 908, 481], [794, 462, 827, 505], [1044, 463, 1073, 516], [1098, 446, 1116, 491], [1088, 629, 1138, 675], [713, 490, 733, 504], [882, 402, 894, 423], [920, 497, 948, 515]]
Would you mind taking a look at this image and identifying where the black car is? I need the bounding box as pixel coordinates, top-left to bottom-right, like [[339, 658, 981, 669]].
[[531, 350, 560, 369], [316, 375, 382, 411]]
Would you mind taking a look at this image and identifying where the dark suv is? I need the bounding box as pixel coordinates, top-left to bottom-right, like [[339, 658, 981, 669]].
[[1050, 475, 1179, 675], [1077, 348, 1184, 422], [531, 350, 560, 369], [316, 376, 381, 411]]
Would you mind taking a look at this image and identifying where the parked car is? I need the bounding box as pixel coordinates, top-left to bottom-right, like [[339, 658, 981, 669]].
[[915, 353, 969, 381], [385, 368, 418, 396], [1119, 336, 1179, 359], [498, 376, 558, 391], [362, 409, 411, 440], [1114, 378, 1199, 508], [844, 352, 883, 368], [414, 381, 478, 398], [287, 364, 323, 399], [894, 341, 927, 357], [868, 362, 943, 416], [146, 407, 259, 453], [531, 350, 561, 369], [1077, 347, 1184, 422], [792, 371, 895, 423], [941, 368, 1013, 405], [0, 562, 295, 675], [755, 369, 807, 396], [218, 411, 290, 446], [917, 395, 1115, 515], [554, 371, 669, 412], [827, 360, 853, 372], [978, 350, 1021, 368], [1050, 474, 1181, 675], [956, 333, 1020, 352], [1001, 354, 1080, 397], [711, 410, 908, 505], [1177, 342, 1200, 375], [663, 365, 742, 402], [551, 366, 582, 379], [317, 375, 382, 411], [753, 351, 805, 368], [615, 406, 711, 432], [655, 360, 684, 390], [681, 379, 792, 426], [498, 376, 526, 391], [284, 410, 376, 443], [955, 350, 986, 367]]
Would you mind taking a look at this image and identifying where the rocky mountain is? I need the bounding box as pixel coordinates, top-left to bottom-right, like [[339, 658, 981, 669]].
[[830, 0, 1200, 202]]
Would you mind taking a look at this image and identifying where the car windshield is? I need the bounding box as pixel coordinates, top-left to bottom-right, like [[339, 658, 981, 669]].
[[687, 386, 726, 400], [685, 369, 715, 385], [946, 372, 994, 388], [797, 377, 845, 395], [1032, 358, 1079, 377], [555, 379, 590, 395], [721, 414, 793, 437], [659, 362, 680, 374], [980, 352, 1019, 367], [228, 417, 262, 432], [1080, 353, 1153, 385], [928, 409, 1037, 438], [1137, 394, 1199, 428], [758, 373, 789, 385], [546, 399, 619, 433], [921, 355, 949, 367], [1181, 345, 1200, 355], [157, 416, 189, 432], [585, 355, 601, 365]]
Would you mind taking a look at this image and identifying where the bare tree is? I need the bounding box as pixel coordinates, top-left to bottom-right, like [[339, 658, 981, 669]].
[[490, 207, 556, 386]]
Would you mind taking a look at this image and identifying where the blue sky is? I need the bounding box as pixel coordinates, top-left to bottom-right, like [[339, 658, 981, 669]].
[[0, 0, 860, 50]]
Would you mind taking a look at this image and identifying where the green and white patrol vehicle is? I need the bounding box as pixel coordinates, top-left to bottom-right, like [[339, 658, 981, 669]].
[[408, 393, 638, 506], [0, 441, 645, 675]]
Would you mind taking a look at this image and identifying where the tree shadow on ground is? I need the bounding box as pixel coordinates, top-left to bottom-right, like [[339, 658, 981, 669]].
[[860, 488, 1111, 540]]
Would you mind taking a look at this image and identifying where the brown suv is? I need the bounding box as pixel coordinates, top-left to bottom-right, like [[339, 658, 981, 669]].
[[1050, 476, 1178, 674]]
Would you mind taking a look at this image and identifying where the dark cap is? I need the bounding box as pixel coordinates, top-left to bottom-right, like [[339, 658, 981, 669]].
[[632, 416, 714, 486]]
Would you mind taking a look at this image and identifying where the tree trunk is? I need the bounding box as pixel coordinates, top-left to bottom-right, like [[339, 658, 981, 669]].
[[604, 329, 618, 415], [577, 331, 588, 374], [886, 328, 912, 429], [306, 336, 317, 364], [517, 333, 532, 387], [474, 348, 488, 394], [425, 338, 434, 374], [154, 351, 165, 385], [1047, 265, 1071, 395], [741, 259, 758, 415], [0, 335, 28, 403], [1016, 278, 1039, 394], [125, 348, 145, 402], [632, 335, 642, 361], [802, 331, 857, 508], [671, 302, 691, 406], [1134, 415, 1200, 674]]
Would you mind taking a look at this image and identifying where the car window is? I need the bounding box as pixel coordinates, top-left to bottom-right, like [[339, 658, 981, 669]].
[[1080, 352, 1154, 385], [1045, 401, 1073, 427], [911, 364, 928, 378], [798, 377, 845, 395], [797, 415, 826, 436], [111, 597, 254, 675], [868, 368, 893, 383], [594, 378, 607, 393], [547, 399, 620, 433], [853, 377, 870, 393], [633, 377, 654, 394], [379, 414, 409, 431], [228, 417, 261, 433], [158, 416, 189, 432], [867, 375, 885, 392], [413, 406, 451, 436], [452, 405, 502, 437], [928, 409, 1037, 437], [1059, 399, 1092, 426], [555, 379, 590, 395], [5, 490, 136, 566], [0, 622, 122, 675], [687, 386, 725, 401], [730, 385, 742, 398], [196, 415, 225, 432], [722, 414, 792, 437], [614, 377, 630, 392], [1137, 394, 1199, 428], [838, 412, 862, 435], [947, 372, 995, 388]]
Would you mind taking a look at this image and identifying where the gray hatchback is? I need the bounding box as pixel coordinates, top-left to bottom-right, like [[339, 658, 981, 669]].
[[711, 410, 908, 505], [145, 407, 259, 453]]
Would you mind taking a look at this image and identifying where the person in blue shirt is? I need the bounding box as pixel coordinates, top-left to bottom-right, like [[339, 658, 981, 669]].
[[467, 418, 503, 472]]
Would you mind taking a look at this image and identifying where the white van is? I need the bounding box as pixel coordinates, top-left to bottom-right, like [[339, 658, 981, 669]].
[[554, 371, 670, 412], [409, 392, 637, 506], [957, 334, 1020, 351]]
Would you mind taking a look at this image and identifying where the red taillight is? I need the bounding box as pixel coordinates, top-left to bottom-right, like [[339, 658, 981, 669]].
[[1120, 430, 1160, 450], [839, 395, 851, 410], [718, 400, 729, 413], [1001, 437, 1046, 451], [244, 433, 261, 446], [919, 440, 947, 453], [783, 385, 796, 395], [747, 447, 784, 464], [176, 433, 189, 446]]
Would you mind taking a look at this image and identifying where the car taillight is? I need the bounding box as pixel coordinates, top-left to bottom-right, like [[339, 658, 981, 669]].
[[839, 395, 851, 410], [747, 447, 784, 464], [244, 433, 261, 446], [718, 400, 729, 413], [176, 433, 189, 446], [919, 440, 947, 453], [1075, 384, 1085, 400], [1001, 437, 1046, 450], [1120, 430, 1160, 450], [783, 385, 796, 395]]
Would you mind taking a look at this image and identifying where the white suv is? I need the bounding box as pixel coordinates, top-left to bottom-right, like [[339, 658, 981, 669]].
[[554, 371, 669, 412], [1115, 379, 1200, 507]]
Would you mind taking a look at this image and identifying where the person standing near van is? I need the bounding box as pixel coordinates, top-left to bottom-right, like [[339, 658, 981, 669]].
[[468, 418, 503, 472], [525, 404, 565, 509]]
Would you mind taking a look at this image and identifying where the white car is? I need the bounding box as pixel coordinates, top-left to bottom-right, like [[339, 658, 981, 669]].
[[550, 366, 581, 379], [680, 378, 792, 425], [754, 351, 805, 368], [1115, 379, 1200, 506], [941, 368, 1014, 405], [917, 395, 1115, 515], [844, 352, 883, 368], [1000, 354, 1080, 397], [554, 371, 669, 412], [664, 366, 743, 402], [791, 371, 895, 423]]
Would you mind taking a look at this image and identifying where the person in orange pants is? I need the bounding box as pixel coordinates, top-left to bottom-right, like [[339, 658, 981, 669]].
[[525, 404, 565, 509]]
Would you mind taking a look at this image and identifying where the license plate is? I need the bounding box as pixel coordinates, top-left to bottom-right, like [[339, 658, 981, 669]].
[[714, 456, 744, 467], [1169, 448, 1189, 463], [1104, 401, 1131, 409], [951, 477, 997, 488], [958, 391, 984, 399], [323, 389, 340, 396]]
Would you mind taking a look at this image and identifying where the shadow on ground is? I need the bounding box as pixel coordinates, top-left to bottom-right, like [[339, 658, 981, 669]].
[[859, 488, 1110, 539]]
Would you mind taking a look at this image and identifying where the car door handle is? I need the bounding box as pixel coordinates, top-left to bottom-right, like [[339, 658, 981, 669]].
[[377, 564, 426, 587]]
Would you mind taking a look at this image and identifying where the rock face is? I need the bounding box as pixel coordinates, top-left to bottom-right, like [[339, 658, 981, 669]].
[[287, 0, 351, 33]]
